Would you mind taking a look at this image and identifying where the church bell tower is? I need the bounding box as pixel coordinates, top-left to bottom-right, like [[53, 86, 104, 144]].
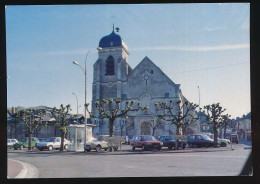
[[92, 25, 130, 113]]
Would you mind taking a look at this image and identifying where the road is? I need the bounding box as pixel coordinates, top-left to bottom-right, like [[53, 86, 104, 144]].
[[7, 143, 251, 177]]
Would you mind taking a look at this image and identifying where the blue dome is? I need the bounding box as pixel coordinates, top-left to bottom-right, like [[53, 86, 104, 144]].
[[99, 30, 123, 48]]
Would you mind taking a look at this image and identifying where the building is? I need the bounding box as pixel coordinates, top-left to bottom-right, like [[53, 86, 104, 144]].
[[7, 106, 85, 139], [91, 26, 199, 137], [237, 116, 251, 141]]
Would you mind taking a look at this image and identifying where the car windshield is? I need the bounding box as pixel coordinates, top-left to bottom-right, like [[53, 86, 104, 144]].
[[19, 138, 27, 142], [97, 136, 104, 141], [141, 136, 156, 141], [166, 136, 174, 140], [201, 134, 211, 140], [45, 138, 56, 142]]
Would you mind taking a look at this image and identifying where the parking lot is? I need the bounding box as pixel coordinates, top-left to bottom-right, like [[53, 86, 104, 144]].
[[7, 142, 251, 177]]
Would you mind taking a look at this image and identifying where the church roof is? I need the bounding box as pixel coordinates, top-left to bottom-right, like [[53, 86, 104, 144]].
[[99, 29, 123, 48]]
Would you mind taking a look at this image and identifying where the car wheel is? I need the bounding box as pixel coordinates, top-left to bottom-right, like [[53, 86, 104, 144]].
[[142, 145, 146, 151], [220, 142, 226, 147], [96, 145, 101, 152], [188, 143, 193, 148], [86, 149, 91, 152], [132, 145, 135, 150], [168, 146, 173, 150], [104, 148, 107, 151], [113, 147, 118, 151], [64, 144, 68, 150], [14, 147, 17, 150], [39, 148, 43, 151], [48, 145, 53, 151], [236, 141, 239, 144]]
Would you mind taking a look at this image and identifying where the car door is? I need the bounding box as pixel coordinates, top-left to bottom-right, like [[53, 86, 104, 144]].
[[159, 136, 166, 146], [31, 137, 37, 146], [135, 136, 142, 148], [54, 138, 61, 149], [195, 135, 203, 147]]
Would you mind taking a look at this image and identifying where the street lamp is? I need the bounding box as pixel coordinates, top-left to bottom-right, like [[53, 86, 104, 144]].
[[72, 93, 79, 124], [72, 47, 102, 120], [73, 47, 102, 151]]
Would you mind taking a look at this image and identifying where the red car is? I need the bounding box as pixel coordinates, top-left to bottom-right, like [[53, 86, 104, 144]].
[[131, 135, 163, 151]]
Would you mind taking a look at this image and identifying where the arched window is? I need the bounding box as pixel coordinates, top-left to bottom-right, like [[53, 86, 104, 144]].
[[106, 56, 115, 75]]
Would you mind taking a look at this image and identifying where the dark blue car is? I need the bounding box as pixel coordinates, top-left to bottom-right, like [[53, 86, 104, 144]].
[[187, 134, 214, 148], [159, 135, 187, 150]]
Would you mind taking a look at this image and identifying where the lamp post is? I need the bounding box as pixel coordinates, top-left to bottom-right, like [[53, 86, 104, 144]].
[[72, 93, 79, 124], [73, 47, 102, 151], [198, 85, 201, 133], [73, 47, 102, 120]]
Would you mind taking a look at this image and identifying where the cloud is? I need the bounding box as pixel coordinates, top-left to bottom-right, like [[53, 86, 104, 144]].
[[42, 48, 88, 56], [131, 44, 249, 52], [203, 26, 225, 31]]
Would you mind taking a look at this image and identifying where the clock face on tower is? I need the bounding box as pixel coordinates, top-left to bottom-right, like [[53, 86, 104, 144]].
[[144, 75, 149, 80]]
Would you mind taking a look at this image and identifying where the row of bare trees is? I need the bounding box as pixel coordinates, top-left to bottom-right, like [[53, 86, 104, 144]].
[[10, 98, 233, 150], [11, 104, 73, 151], [86, 99, 233, 148]]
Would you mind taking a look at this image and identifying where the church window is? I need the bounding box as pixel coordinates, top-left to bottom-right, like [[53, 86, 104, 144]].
[[106, 56, 115, 75]]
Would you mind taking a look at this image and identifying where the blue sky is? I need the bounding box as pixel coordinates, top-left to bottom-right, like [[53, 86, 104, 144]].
[[6, 3, 250, 118]]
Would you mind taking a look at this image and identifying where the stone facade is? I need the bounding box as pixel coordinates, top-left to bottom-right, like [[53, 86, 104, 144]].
[[91, 28, 198, 137]]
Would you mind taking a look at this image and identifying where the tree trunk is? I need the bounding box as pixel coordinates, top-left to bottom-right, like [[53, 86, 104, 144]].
[[109, 119, 114, 137], [60, 131, 65, 151], [224, 124, 227, 139], [176, 125, 182, 135], [213, 126, 218, 148], [152, 128, 156, 136], [120, 126, 123, 136], [28, 133, 32, 150]]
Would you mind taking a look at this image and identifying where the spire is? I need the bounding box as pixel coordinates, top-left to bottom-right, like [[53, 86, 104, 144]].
[[113, 23, 115, 32]]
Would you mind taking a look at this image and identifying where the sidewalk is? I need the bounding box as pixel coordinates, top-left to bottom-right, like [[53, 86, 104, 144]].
[[7, 159, 39, 179]]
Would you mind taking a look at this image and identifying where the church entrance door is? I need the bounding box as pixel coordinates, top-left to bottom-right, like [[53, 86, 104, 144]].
[[141, 122, 150, 135]]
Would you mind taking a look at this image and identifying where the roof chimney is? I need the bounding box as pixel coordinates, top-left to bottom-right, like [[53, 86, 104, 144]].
[[12, 107, 15, 114]]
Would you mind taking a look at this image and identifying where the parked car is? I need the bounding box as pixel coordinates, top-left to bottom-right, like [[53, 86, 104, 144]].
[[230, 134, 239, 144], [7, 139, 18, 149], [130, 136, 137, 146], [187, 134, 214, 148], [38, 138, 46, 142], [85, 135, 119, 152], [36, 137, 69, 151], [208, 134, 230, 147], [122, 136, 130, 145], [159, 135, 187, 150], [13, 137, 39, 150], [131, 135, 163, 151]]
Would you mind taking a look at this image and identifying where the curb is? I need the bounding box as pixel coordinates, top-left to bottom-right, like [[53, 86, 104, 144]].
[[9, 159, 39, 178]]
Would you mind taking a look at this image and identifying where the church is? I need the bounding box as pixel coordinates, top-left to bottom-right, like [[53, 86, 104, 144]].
[[91, 26, 199, 137]]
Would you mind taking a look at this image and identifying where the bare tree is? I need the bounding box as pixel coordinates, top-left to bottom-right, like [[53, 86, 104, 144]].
[[155, 99, 198, 135], [222, 114, 231, 139], [204, 103, 226, 148], [13, 108, 46, 150], [49, 104, 72, 151], [86, 99, 147, 137]]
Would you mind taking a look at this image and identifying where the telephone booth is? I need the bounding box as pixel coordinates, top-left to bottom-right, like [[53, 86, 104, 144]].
[[67, 124, 85, 152], [67, 124, 96, 152]]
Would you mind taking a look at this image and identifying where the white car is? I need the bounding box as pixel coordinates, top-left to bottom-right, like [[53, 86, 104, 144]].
[[36, 137, 69, 151], [7, 139, 18, 149], [209, 134, 230, 147], [85, 136, 109, 152]]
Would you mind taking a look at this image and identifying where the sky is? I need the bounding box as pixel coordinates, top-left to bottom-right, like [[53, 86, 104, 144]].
[[6, 3, 250, 118]]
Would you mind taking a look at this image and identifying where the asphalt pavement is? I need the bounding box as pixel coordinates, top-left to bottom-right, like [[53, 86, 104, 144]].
[[7, 141, 252, 178]]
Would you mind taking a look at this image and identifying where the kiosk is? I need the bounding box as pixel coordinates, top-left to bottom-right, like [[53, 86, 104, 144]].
[[67, 124, 95, 152]]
